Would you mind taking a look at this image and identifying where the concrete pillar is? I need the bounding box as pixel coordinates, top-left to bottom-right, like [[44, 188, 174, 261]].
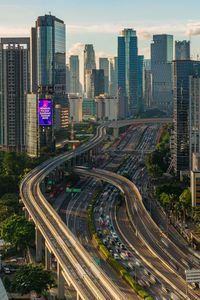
[[113, 127, 119, 138], [45, 244, 51, 270], [57, 263, 65, 299], [23, 207, 29, 219], [35, 227, 43, 262]]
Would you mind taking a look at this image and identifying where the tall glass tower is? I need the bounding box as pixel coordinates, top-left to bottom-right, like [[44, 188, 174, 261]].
[[69, 55, 80, 94], [84, 44, 96, 95], [31, 14, 66, 94], [151, 34, 173, 114], [118, 28, 138, 118]]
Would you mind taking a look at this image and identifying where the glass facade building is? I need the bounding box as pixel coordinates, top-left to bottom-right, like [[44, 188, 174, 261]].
[[172, 60, 200, 174], [118, 29, 138, 118], [175, 40, 190, 60], [35, 14, 66, 94], [69, 55, 80, 94], [151, 34, 173, 114], [138, 55, 144, 113], [99, 57, 109, 94], [84, 44, 96, 95]]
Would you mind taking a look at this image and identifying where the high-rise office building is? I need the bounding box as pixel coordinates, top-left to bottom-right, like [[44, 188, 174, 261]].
[[33, 14, 66, 95], [66, 64, 70, 93], [118, 28, 138, 118], [144, 70, 153, 109], [84, 44, 96, 94], [189, 75, 200, 169], [99, 57, 109, 94], [151, 34, 173, 114], [109, 57, 118, 97], [0, 38, 30, 152], [172, 60, 200, 174], [138, 55, 144, 112], [28, 14, 67, 156], [85, 69, 104, 99], [69, 95, 83, 123], [144, 59, 153, 109], [69, 55, 80, 94], [175, 40, 190, 60]]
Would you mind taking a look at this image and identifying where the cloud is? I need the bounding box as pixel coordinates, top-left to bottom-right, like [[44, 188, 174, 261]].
[[138, 31, 152, 40], [68, 42, 85, 56], [0, 26, 29, 37], [186, 22, 200, 36], [139, 47, 150, 58]]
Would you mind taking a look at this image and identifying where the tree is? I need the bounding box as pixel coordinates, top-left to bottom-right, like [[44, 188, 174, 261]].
[[159, 192, 174, 211], [13, 264, 54, 296], [0, 193, 21, 213], [193, 207, 200, 223], [179, 189, 191, 222], [0, 215, 35, 252], [0, 204, 14, 224], [0, 175, 18, 197]]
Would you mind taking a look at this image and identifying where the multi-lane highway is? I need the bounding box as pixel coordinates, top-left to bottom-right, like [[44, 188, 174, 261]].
[[21, 118, 189, 299], [20, 125, 129, 300]]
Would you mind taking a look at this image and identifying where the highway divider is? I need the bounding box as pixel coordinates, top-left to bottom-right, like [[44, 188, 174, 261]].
[[87, 191, 154, 300]]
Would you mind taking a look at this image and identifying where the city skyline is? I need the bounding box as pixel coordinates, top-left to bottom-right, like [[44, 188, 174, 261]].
[[1, 0, 200, 59]]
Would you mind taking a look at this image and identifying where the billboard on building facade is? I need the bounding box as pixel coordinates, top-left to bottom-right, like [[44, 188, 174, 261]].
[[38, 99, 52, 126]]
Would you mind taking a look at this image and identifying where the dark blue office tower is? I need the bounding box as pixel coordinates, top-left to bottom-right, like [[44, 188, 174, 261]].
[[118, 28, 138, 118]]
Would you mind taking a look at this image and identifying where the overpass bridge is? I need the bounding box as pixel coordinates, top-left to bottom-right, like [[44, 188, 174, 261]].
[[108, 118, 172, 138], [20, 126, 128, 300], [20, 119, 170, 299]]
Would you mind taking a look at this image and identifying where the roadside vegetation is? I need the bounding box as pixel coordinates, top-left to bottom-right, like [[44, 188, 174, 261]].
[[144, 125, 196, 239], [3, 264, 55, 297], [0, 151, 56, 296]]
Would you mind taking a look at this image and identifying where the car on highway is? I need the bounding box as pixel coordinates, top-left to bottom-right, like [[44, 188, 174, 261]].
[[114, 253, 120, 260]]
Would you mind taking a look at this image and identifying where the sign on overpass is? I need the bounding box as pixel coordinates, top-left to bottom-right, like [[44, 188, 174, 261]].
[[185, 269, 200, 283], [66, 188, 81, 193]]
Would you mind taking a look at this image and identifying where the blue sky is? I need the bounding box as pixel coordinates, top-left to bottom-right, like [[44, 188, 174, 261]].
[[1, 0, 200, 59]]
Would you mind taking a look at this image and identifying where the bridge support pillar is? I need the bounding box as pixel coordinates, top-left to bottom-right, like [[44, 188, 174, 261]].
[[35, 227, 43, 262], [57, 263, 65, 299], [23, 207, 29, 219], [77, 293, 82, 300], [45, 243, 51, 270], [113, 127, 119, 138]]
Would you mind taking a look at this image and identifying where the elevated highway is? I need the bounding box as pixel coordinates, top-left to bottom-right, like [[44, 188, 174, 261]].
[[20, 125, 128, 300], [75, 167, 199, 300]]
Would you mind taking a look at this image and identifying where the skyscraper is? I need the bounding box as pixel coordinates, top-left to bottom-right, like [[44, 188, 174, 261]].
[[69, 55, 80, 94], [172, 60, 200, 174], [109, 57, 118, 97], [138, 55, 144, 112], [28, 14, 68, 157], [189, 75, 200, 169], [151, 34, 173, 114], [88, 69, 104, 98], [118, 28, 138, 118], [32, 14, 66, 95], [0, 38, 30, 152], [99, 57, 109, 94], [175, 40, 190, 60], [84, 44, 96, 94], [66, 64, 70, 93]]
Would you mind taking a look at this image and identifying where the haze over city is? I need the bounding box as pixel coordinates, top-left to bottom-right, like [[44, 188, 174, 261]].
[[1, 1, 200, 299], [1, 0, 200, 58]]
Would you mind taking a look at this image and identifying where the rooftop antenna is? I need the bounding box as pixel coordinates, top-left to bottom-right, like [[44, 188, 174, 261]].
[[49, 11, 51, 15]]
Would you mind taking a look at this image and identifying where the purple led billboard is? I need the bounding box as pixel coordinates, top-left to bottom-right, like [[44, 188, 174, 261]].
[[38, 100, 52, 126]]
